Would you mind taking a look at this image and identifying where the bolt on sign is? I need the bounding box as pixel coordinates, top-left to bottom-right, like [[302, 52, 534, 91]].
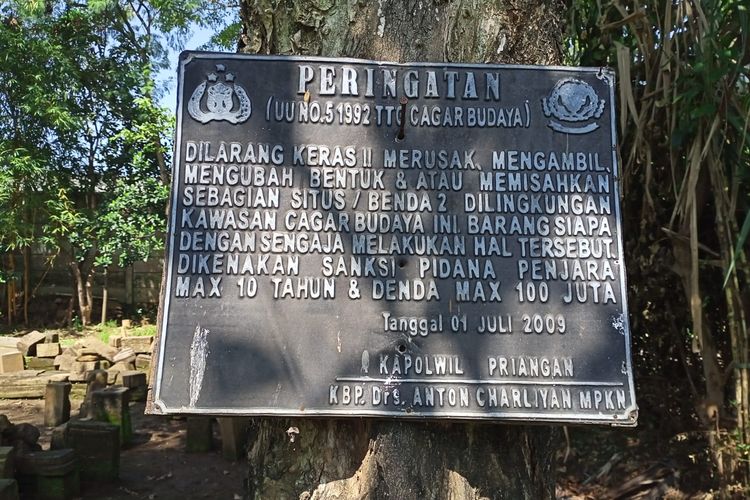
[[149, 52, 637, 425]]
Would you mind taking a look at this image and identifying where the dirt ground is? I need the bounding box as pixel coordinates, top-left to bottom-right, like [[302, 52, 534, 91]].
[[0, 395, 723, 499], [0, 397, 247, 499]]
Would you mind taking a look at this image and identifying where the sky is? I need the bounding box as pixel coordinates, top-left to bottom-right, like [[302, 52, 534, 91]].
[[157, 26, 214, 112]]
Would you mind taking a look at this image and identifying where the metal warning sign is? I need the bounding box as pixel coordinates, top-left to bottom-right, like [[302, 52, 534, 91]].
[[150, 52, 637, 425]]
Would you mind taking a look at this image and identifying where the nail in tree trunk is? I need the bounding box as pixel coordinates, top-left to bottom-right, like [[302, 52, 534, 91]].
[[237, 1, 565, 498]]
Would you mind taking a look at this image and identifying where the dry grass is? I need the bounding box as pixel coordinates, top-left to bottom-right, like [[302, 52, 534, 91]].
[[569, 0, 750, 490]]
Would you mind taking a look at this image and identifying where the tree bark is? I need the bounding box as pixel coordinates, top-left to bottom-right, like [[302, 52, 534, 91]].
[[240, 0, 563, 65], [5, 253, 15, 325], [238, 1, 565, 498], [100, 266, 109, 326], [69, 248, 96, 327], [23, 245, 30, 326], [248, 418, 558, 499]]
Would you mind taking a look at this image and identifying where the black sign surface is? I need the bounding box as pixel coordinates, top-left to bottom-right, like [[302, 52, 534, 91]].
[[151, 52, 637, 425]]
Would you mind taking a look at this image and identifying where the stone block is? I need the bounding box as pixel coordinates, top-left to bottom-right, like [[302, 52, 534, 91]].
[[71, 360, 99, 373], [16, 331, 45, 356], [0, 371, 67, 399], [91, 387, 132, 446], [15, 449, 79, 500], [44, 333, 59, 344], [120, 336, 153, 354], [15, 423, 40, 447], [53, 353, 74, 372], [120, 371, 147, 402], [63, 345, 80, 357], [135, 354, 151, 370], [113, 347, 135, 364], [44, 382, 72, 427], [36, 343, 60, 358], [77, 347, 97, 357], [67, 372, 86, 383], [108, 335, 122, 348], [107, 360, 134, 372], [0, 370, 68, 400], [186, 417, 213, 453], [87, 369, 108, 386], [0, 478, 18, 500], [75, 354, 99, 363], [106, 361, 135, 384], [0, 446, 14, 478], [217, 417, 250, 461], [80, 337, 117, 362], [120, 371, 146, 388], [50, 424, 68, 451], [0, 415, 12, 447], [79, 370, 108, 418], [0, 338, 19, 350], [0, 479, 20, 500], [26, 357, 55, 370], [65, 420, 119, 482], [0, 353, 23, 374]]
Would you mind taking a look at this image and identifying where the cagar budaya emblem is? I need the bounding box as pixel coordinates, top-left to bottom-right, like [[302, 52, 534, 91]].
[[188, 64, 251, 124], [542, 78, 604, 134]]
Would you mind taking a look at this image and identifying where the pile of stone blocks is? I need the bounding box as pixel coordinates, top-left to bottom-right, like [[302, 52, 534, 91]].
[[108, 334, 153, 373], [0, 331, 47, 374], [0, 330, 153, 405], [54, 336, 153, 384], [0, 403, 124, 497], [47, 379, 128, 484], [50, 333, 152, 386], [14, 331, 61, 371], [27, 332, 62, 370], [54, 333, 153, 386]]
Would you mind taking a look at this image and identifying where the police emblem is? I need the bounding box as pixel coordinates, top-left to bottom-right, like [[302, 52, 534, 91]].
[[542, 78, 604, 134], [188, 64, 251, 124]]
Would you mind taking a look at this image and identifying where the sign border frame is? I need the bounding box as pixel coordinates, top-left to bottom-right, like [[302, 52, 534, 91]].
[[149, 51, 638, 426]]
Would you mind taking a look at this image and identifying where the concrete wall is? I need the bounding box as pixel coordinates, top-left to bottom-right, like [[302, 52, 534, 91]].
[[1, 243, 162, 324]]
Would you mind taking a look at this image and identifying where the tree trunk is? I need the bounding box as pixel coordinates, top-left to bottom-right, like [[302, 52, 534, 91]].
[[70, 251, 96, 327], [23, 245, 30, 326], [238, 1, 565, 498], [5, 253, 14, 326], [248, 418, 558, 499], [100, 266, 109, 326]]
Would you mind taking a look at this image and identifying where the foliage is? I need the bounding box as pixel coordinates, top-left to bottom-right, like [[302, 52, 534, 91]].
[[0, 2, 80, 256], [96, 89, 173, 269], [567, 0, 750, 490], [0, 0, 238, 324], [97, 178, 169, 268], [0, 2, 148, 324]]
